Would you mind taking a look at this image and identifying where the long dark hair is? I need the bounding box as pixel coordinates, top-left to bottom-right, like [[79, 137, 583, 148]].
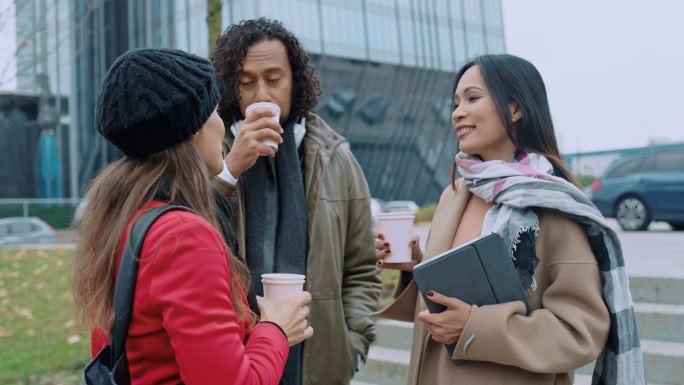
[[211, 17, 320, 125], [450, 54, 580, 188]]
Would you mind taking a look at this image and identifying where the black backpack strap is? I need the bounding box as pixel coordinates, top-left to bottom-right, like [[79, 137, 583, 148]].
[[109, 205, 194, 364]]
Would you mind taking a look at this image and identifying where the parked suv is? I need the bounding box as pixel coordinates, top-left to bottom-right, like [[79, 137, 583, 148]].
[[589, 146, 684, 231]]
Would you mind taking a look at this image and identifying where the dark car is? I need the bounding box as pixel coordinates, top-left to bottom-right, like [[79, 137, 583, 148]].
[[589, 146, 684, 231]]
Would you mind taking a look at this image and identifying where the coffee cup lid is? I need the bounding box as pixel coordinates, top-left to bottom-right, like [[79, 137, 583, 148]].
[[261, 280, 305, 286], [246, 102, 281, 113], [378, 211, 414, 216], [261, 273, 305, 280], [261, 279, 305, 284], [377, 212, 415, 220]]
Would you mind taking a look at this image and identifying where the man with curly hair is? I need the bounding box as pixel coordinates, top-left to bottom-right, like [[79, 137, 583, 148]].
[[211, 18, 381, 385]]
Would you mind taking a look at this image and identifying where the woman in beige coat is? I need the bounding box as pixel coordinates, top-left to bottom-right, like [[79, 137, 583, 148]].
[[374, 54, 645, 385]]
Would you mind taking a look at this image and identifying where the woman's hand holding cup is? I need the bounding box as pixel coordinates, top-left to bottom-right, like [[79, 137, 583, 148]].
[[374, 231, 423, 272], [257, 291, 314, 346]]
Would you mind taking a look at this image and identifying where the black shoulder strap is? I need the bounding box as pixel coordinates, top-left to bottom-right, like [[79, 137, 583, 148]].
[[110, 205, 193, 363]]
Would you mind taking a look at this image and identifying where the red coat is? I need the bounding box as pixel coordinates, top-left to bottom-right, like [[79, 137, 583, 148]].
[[91, 201, 288, 385]]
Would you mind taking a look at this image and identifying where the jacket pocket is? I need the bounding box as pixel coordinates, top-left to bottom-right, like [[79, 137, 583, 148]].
[[338, 298, 357, 377], [335, 213, 345, 277], [304, 298, 355, 385]]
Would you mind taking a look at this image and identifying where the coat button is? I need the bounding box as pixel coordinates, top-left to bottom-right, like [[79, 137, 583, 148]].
[[463, 334, 476, 354]]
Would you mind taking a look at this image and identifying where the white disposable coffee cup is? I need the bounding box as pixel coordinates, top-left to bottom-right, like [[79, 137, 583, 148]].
[[261, 273, 305, 302], [245, 102, 281, 150], [377, 211, 415, 263]]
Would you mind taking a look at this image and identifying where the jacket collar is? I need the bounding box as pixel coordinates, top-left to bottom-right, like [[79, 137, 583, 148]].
[[300, 112, 346, 155]]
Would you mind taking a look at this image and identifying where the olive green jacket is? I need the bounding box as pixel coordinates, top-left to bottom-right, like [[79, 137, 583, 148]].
[[213, 112, 381, 385]]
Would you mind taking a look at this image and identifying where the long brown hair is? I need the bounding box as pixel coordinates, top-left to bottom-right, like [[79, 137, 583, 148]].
[[450, 54, 580, 189], [72, 141, 255, 330]]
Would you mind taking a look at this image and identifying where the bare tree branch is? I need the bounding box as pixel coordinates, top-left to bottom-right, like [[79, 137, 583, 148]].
[[0, 0, 222, 89], [0, 0, 97, 89]]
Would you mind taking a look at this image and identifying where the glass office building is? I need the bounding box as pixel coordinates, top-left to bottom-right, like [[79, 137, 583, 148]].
[[227, 0, 506, 203], [0, 0, 70, 197], [5, 0, 504, 204]]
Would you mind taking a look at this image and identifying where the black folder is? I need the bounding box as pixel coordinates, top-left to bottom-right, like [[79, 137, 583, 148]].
[[413, 232, 530, 359]]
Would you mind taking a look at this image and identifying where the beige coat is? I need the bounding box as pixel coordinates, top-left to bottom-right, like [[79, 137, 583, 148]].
[[213, 113, 381, 385], [375, 182, 610, 385]]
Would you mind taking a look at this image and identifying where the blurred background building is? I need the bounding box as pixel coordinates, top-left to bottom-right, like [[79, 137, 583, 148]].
[[1, 0, 70, 198], [1, 0, 505, 204]]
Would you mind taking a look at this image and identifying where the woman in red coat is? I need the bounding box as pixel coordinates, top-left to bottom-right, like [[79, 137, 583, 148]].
[[72, 48, 312, 385]]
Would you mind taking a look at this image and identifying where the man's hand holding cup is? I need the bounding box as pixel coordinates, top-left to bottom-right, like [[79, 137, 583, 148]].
[[224, 102, 283, 178]]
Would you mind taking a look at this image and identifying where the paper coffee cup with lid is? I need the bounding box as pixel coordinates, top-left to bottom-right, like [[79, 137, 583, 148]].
[[261, 273, 305, 302], [245, 102, 281, 150], [377, 211, 415, 263]]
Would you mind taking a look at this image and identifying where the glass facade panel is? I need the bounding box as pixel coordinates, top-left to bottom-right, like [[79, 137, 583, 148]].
[[483, 0, 505, 53], [174, 0, 192, 52], [227, 0, 258, 22], [433, 0, 454, 71], [463, 0, 487, 56], [249, 0, 322, 53], [413, 0, 436, 68], [320, 0, 367, 60], [396, 1, 418, 67], [447, 0, 468, 67], [313, 55, 457, 202], [366, 0, 401, 63], [187, 0, 209, 56]]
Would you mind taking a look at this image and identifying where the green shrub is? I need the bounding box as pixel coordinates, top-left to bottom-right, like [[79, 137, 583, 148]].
[[414, 203, 438, 223], [576, 174, 596, 188], [0, 206, 22, 218], [27, 206, 76, 229], [379, 269, 399, 307], [0, 205, 77, 229]]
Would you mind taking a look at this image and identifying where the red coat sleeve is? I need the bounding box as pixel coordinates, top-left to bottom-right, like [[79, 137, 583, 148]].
[[147, 213, 289, 385]]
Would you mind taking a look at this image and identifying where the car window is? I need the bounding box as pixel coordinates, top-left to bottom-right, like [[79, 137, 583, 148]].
[[0, 224, 9, 237], [655, 151, 684, 173], [608, 155, 657, 178], [10, 222, 33, 234], [632, 156, 657, 173], [608, 158, 641, 178]]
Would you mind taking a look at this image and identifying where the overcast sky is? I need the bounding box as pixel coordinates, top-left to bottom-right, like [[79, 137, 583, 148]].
[[501, 0, 684, 153]]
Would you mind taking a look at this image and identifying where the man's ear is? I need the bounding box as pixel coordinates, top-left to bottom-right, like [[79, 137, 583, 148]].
[[509, 102, 522, 123]]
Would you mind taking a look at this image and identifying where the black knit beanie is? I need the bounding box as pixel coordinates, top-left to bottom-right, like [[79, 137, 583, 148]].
[[95, 48, 221, 158]]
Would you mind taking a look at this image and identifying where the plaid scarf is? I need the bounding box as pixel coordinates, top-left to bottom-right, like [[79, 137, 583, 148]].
[[455, 150, 646, 385]]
